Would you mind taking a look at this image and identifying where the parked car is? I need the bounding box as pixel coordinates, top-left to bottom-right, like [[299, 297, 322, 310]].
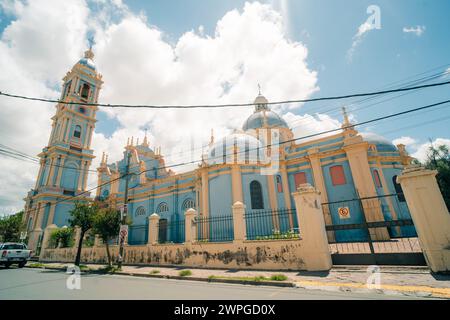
[[0, 242, 32, 268]]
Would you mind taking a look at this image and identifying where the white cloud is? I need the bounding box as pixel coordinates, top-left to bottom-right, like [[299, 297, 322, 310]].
[[347, 21, 376, 61], [0, 1, 327, 214], [411, 138, 450, 163], [392, 136, 417, 147], [285, 112, 341, 142], [403, 25, 426, 37]]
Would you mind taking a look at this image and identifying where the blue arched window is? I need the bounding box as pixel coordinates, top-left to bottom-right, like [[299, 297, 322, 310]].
[[250, 180, 264, 210], [135, 206, 146, 217], [182, 198, 195, 211], [156, 202, 169, 213], [73, 125, 82, 138], [81, 83, 90, 99]]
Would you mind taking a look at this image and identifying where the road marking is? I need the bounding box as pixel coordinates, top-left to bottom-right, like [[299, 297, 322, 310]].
[[295, 280, 450, 298]]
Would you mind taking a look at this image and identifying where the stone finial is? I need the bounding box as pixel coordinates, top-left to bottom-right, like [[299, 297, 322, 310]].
[[341, 106, 352, 130], [84, 48, 94, 60], [397, 144, 414, 165]]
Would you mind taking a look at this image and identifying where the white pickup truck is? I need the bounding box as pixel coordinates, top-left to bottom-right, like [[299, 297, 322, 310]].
[[0, 242, 32, 268]]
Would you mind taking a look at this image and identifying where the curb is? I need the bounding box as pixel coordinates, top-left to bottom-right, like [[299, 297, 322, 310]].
[[114, 271, 296, 288], [25, 266, 295, 288]]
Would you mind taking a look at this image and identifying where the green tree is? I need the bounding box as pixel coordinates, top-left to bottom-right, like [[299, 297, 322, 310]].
[[0, 211, 25, 242], [92, 208, 122, 267], [418, 142, 450, 211], [68, 202, 98, 266]]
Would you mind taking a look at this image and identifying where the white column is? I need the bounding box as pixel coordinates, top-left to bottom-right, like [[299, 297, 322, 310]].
[[184, 208, 197, 243], [232, 202, 246, 242], [292, 183, 332, 271], [148, 214, 160, 245], [397, 166, 450, 273]]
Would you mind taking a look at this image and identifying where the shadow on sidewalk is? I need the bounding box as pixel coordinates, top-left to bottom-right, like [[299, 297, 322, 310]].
[[296, 271, 330, 278]]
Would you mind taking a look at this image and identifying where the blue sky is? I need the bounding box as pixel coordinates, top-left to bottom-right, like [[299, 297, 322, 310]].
[[118, 0, 450, 141], [73, 0, 450, 142], [0, 0, 449, 214]]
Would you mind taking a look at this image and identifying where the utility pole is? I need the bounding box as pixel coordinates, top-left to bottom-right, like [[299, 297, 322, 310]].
[[118, 151, 132, 269]]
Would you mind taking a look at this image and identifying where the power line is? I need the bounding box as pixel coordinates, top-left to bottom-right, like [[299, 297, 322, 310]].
[[0, 146, 99, 175], [21, 98, 450, 219], [1, 80, 449, 109]]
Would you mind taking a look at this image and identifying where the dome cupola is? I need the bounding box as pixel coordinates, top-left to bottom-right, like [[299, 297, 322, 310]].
[[242, 93, 289, 131]]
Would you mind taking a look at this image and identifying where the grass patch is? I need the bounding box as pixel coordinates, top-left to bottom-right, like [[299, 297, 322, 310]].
[[178, 270, 192, 277], [79, 264, 90, 271], [270, 274, 288, 281], [149, 269, 160, 275], [28, 262, 45, 268], [99, 265, 120, 274]]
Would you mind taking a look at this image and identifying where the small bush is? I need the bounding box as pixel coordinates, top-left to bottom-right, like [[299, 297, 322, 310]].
[[100, 265, 120, 273], [179, 270, 192, 277], [29, 262, 45, 268], [149, 270, 160, 275], [270, 274, 288, 281]]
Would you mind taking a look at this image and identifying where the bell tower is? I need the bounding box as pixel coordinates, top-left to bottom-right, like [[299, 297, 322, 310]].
[[24, 48, 103, 252]]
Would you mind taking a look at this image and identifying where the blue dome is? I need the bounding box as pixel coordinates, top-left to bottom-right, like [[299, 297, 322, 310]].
[[361, 132, 398, 152], [207, 133, 265, 165], [242, 110, 289, 131], [78, 58, 96, 70]]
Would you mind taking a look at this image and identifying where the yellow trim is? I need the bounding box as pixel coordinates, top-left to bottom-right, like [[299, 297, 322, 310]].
[[295, 280, 450, 299]]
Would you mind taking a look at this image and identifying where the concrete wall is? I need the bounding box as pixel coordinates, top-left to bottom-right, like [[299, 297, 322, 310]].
[[40, 239, 311, 271]]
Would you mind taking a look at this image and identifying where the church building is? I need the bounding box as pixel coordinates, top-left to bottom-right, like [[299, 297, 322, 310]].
[[24, 50, 416, 251]]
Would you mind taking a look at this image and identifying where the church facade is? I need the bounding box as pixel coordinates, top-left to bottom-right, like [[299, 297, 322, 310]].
[[24, 51, 416, 251]]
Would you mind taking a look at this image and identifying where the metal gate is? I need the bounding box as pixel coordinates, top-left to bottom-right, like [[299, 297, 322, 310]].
[[322, 193, 426, 266]]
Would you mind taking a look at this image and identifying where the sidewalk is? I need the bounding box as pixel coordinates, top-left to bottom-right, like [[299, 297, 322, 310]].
[[28, 262, 450, 299]]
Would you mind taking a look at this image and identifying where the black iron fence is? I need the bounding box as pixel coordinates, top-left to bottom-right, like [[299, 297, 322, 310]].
[[128, 224, 148, 245], [195, 214, 234, 242], [244, 208, 299, 241], [158, 218, 185, 244], [322, 193, 424, 265]]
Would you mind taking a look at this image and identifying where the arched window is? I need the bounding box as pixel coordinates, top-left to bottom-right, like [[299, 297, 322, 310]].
[[276, 175, 283, 193], [330, 165, 346, 186], [156, 202, 169, 213], [81, 83, 90, 99], [182, 198, 195, 211], [373, 169, 382, 188], [294, 172, 307, 189], [250, 180, 264, 210], [392, 175, 406, 202], [79, 107, 86, 114], [135, 206, 146, 217], [73, 125, 82, 138], [27, 217, 33, 231]]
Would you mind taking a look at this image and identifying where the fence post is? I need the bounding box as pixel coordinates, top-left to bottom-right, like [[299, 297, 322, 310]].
[[292, 183, 332, 271], [397, 165, 450, 273], [232, 202, 246, 242], [184, 208, 197, 244], [39, 224, 58, 259], [148, 214, 160, 245]]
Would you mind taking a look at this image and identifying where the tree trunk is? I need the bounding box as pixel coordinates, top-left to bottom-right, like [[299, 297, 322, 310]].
[[74, 230, 84, 267], [105, 241, 112, 267]]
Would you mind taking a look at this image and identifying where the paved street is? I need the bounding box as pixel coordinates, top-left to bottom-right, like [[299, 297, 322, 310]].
[[0, 267, 425, 300]]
